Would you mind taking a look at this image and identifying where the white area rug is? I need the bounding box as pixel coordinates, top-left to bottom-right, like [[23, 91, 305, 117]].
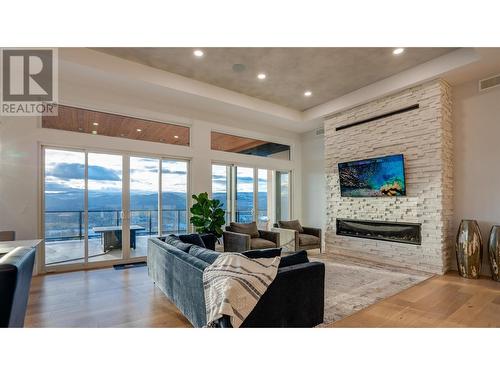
[[310, 254, 431, 325]]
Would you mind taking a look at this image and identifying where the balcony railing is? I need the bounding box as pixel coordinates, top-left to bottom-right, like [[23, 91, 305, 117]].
[[44, 209, 270, 242], [44, 209, 187, 242]]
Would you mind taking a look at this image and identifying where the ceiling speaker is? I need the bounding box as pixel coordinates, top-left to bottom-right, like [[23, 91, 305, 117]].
[[232, 64, 246, 73]]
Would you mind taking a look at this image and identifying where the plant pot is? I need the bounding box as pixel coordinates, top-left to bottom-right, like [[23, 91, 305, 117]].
[[488, 225, 500, 282], [455, 219, 483, 279]]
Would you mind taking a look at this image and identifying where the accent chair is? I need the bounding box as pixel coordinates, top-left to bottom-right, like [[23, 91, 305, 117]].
[[273, 220, 322, 252], [223, 222, 280, 252]]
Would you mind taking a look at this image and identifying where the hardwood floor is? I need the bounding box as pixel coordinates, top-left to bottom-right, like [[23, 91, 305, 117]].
[[26, 266, 500, 328], [26, 266, 191, 328], [328, 272, 500, 327]]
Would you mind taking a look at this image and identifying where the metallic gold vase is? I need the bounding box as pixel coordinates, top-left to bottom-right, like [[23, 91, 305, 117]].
[[488, 225, 500, 282], [456, 219, 483, 279]]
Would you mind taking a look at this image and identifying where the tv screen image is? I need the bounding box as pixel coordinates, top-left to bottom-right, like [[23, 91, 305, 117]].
[[338, 154, 406, 197]]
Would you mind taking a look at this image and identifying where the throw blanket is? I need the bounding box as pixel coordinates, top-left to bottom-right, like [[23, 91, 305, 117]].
[[203, 253, 280, 328]]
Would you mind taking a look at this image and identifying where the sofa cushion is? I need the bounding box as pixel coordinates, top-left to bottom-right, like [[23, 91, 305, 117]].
[[279, 220, 304, 233], [299, 233, 320, 246], [243, 248, 282, 259], [250, 237, 277, 250], [279, 250, 309, 268], [179, 233, 206, 248], [230, 222, 259, 238], [163, 234, 192, 252], [189, 245, 220, 264]]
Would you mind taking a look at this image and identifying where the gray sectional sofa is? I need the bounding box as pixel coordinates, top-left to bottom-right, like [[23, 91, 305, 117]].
[[147, 235, 325, 328]]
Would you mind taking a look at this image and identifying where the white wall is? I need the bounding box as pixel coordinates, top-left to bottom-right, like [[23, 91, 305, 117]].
[[300, 129, 325, 228], [299, 78, 500, 275], [323, 80, 453, 274], [0, 77, 302, 244], [453, 79, 500, 274]]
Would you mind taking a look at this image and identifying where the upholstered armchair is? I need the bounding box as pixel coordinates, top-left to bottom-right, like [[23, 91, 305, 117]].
[[0, 246, 36, 327], [273, 220, 322, 252], [223, 222, 280, 253]]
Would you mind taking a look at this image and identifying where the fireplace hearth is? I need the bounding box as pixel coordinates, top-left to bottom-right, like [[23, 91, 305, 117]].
[[336, 219, 421, 245]]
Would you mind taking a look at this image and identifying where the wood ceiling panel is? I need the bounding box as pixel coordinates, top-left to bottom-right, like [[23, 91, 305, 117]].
[[211, 131, 268, 153], [42, 105, 190, 146]]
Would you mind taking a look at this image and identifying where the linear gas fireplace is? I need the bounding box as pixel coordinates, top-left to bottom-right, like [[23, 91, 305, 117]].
[[336, 219, 421, 245]]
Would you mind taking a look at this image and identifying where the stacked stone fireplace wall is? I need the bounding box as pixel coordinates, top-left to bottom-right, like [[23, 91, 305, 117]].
[[324, 79, 453, 274]]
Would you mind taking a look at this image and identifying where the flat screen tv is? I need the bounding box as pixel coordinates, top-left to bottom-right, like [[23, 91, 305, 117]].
[[338, 154, 406, 197]]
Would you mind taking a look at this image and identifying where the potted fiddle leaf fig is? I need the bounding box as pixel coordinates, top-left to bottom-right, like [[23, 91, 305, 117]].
[[190, 192, 226, 249]]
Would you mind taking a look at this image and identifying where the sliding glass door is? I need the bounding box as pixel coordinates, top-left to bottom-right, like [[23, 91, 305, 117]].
[[212, 164, 231, 225], [276, 171, 290, 221], [161, 159, 189, 235], [257, 169, 270, 230], [130, 156, 159, 258], [211, 164, 291, 228], [44, 149, 86, 266], [87, 152, 124, 263], [42, 146, 189, 271], [235, 166, 254, 223]]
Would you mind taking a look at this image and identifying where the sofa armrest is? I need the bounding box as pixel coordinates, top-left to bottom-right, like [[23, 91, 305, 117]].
[[302, 226, 322, 239], [258, 230, 280, 245], [223, 231, 251, 252], [242, 248, 282, 259], [242, 261, 325, 327]]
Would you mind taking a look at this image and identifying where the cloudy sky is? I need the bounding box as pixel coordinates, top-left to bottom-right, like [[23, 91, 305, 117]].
[[44, 149, 187, 194], [212, 165, 268, 193], [45, 150, 281, 207]]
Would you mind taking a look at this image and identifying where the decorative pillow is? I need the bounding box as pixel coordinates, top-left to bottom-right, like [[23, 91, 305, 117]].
[[189, 245, 220, 264], [200, 233, 217, 250], [179, 233, 206, 248], [279, 250, 309, 268], [163, 234, 192, 252], [229, 221, 259, 238], [279, 219, 304, 233], [243, 248, 282, 259]]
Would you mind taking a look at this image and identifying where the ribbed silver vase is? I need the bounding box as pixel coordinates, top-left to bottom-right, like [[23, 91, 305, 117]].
[[456, 219, 483, 279], [488, 225, 500, 282]]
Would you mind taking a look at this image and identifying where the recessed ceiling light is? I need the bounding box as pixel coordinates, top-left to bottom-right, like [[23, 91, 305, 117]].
[[91, 130, 97, 135], [174, 135, 179, 139], [136, 128, 142, 132], [257, 73, 266, 80], [193, 49, 204, 57], [92, 122, 99, 126], [304, 91, 312, 97], [393, 48, 405, 55]]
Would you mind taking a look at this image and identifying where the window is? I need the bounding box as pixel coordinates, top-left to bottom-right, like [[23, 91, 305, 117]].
[[276, 171, 290, 221], [42, 105, 190, 146], [257, 169, 270, 229], [162, 159, 189, 234], [211, 131, 290, 160], [212, 164, 231, 224], [211, 164, 291, 228], [235, 166, 254, 223]]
